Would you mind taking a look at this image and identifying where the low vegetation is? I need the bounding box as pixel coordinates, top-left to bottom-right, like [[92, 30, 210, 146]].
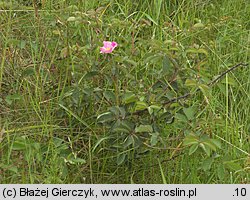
[[0, 0, 249, 183]]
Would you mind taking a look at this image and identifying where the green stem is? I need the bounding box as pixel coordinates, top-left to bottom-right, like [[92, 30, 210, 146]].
[[114, 75, 119, 106]]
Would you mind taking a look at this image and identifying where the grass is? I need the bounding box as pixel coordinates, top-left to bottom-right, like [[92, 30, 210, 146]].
[[0, 0, 249, 183]]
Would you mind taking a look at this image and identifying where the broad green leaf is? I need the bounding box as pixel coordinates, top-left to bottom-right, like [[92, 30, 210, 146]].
[[224, 161, 242, 171], [123, 135, 134, 148], [118, 107, 126, 119], [68, 157, 86, 164], [183, 106, 196, 120], [189, 143, 199, 155], [84, 71, 99, 79], [199, 143, 211, 156], [31, 142, 40, 151], [183, 134, 199, 146], [144, 54, 160, 64], [148, 104, 162, 110], [124, 59, 137, 66], [112, 120, 133, 134], [147, 105, 161, 115], [117, 153, 126, 165], [103, 91, 116, 103], [134, 101, 148, 111], [5, 94, 22, 105], [202, 141, 217, 151], [217, 164, 225, 180], [109, 106, 126, 119], [112, 126, 131, 134], [109, 106, 120, 116], [169, 47, 179, 51], [135, 125, 153, 133], [147, 106, 154, 115], [175, 113, 188, 122], [19, 40, 26, 49], [200, 157, 214, 171], [122, 92, 137, 104], [210, 139, 221, 149], [53, 137, 64, 147], [52, 29, 61, 35], [193, 22, 205, 28], [97, 112, 115, 123], [150, 132, 159, 146], [12, 137, 27, 150], [5, 98, 12, 105], [199, 84, 211, 97], [159, 111, 174, 123], [162, 56, 173, 74], [22, 67, 35, 77], [65, 154, 86, 164], [185, 79, 197, 87], [197, 48, 208, 56], [186, 48, 208, 56]]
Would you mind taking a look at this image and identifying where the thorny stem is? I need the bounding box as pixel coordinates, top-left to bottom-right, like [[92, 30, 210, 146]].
[[163, 62, 249, 106], [132, 62, 249, 116]]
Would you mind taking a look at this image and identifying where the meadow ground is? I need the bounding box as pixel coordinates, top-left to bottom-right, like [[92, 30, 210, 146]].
[[0, 0, 249, 183]]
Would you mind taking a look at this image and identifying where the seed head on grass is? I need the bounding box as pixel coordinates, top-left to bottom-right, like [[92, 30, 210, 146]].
[[100, 41, 117, 54]]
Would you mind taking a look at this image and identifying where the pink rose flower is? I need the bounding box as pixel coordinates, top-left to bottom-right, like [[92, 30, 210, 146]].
[[100, 41, 117, 54]]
